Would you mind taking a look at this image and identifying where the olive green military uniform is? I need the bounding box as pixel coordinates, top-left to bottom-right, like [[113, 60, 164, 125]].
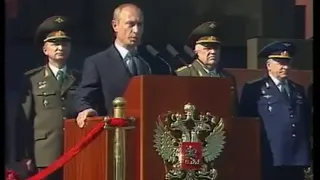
[[16, 15, 80, 180], [21, 65, 81, 167], [176, 60, 239, 115], [176, 21, 239, 116]]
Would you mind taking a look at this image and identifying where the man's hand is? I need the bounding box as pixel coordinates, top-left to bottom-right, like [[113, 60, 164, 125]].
[[76, 108, 98, 128]]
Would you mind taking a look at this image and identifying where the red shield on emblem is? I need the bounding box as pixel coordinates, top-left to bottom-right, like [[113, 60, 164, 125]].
[[179, 142, 202, 170]]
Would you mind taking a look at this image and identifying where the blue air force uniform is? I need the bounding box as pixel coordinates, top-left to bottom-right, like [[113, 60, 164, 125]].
[[239, 42, 311, 180]]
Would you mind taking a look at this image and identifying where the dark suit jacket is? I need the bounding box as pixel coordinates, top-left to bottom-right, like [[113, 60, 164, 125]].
[[75, 45, 151, 115], [239, 76, 311, 167], [175, 60, 239, 116]]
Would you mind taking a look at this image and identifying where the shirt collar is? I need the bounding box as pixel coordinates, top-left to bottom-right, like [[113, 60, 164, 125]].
[[114, 42, 130, 59], [269, 74, 287, 86], [196, 59, 217, 73], [48, 63, 67, 77]]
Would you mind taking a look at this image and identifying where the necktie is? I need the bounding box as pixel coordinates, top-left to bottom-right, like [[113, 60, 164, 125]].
[[125, 53, 138, 76], [56, 70, 64, 85], [208, 69, 220, 77], [279, 83, 290, 101]]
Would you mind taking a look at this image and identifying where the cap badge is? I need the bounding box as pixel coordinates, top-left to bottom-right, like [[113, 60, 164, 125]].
[[281, 51, 289, 56], [209, 22, 216, 29], [55, 17, 64, 23], [283, 43, 291, 47]]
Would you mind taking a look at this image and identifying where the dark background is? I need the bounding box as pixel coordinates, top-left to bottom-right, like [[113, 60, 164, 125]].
[[5, 0, 312, 90]]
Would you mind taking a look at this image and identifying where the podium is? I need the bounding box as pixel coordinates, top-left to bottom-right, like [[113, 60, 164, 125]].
[[63, 75, 260, 180]]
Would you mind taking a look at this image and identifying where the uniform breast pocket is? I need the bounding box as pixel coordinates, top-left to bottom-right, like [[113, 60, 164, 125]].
[[34, 91, 61, 109]]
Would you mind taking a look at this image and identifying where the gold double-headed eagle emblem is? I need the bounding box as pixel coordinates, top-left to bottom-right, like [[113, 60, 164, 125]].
[[154, 103, 226, 180]]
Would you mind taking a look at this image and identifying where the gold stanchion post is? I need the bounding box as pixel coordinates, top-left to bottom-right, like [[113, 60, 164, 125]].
[[105, 97, 135, 180]]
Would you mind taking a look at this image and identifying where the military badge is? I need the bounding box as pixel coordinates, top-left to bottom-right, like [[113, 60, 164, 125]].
[[54, 17, 64, 23], [296, 93, 303, 99], [283, 43, 291, 47], [208, 22, 216, 29], [154, 103, 226, 180], [43, 99, 49, 107], [38, 81, 47, 89], [265, 82, 270, 89], [263, 95, 272, 99]]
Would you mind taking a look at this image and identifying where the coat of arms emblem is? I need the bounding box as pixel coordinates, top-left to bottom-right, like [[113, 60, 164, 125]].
[[154, 103, 226, 180]]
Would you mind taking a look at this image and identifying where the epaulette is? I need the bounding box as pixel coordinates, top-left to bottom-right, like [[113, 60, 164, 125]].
[[24, 66, 45, 76], [176, 64, 192, 72]]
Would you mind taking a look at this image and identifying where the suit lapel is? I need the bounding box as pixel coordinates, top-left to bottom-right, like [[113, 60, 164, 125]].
[[135, 56, 151, 75], [61, 69, 75, 95], [106, 46, 131, 92], [112, 45, 134, 77]]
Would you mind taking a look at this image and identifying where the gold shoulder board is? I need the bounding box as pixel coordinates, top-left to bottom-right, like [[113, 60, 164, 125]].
[[24, 66, 44, 76], [176, 65, 191, 72]]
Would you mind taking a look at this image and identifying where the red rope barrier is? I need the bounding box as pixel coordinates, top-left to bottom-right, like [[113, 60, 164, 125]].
[[26, 121, 105, 180], [5, 169, 19, 180]]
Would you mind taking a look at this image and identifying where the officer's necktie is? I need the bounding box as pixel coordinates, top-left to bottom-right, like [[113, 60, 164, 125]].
[[125, 53, 138, 76], [56, 70, 64, 86], [279, 83, 290, 101], [208, 70, 220, 77]]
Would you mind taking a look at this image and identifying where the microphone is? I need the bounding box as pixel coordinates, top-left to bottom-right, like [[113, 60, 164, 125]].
[[166, 44, 189, 66], [166, 44, 196, 76], [183, 45, 198, 60], [145, 44, 173, 74]]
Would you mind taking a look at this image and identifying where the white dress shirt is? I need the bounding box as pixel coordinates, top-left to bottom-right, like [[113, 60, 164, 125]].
[[114, 42, 130, 60], [48, 63, 67, 79], [269, 75, 290, 96]]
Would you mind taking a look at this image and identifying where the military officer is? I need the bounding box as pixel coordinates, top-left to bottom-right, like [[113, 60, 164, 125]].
[[308, 83, 313, 108], [305, 83, 313, 180], [175, 21, 239, 115], [16, 16, 81, 180], [239, 41, 311, 180], [307, 83, 313, 137]]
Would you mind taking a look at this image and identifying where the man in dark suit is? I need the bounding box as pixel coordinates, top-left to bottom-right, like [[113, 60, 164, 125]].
[[175, 21, 239, 115], [75, 3, 151, 128], [239, 41, 311, 180], [17, 16, 81, 180]]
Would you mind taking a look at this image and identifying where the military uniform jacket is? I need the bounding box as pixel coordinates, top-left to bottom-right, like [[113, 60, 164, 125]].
[[175, 60, 239, 116], [18, 65, 81, 167], [307, 83, 313, 149], [239, 76, 311, 167]]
